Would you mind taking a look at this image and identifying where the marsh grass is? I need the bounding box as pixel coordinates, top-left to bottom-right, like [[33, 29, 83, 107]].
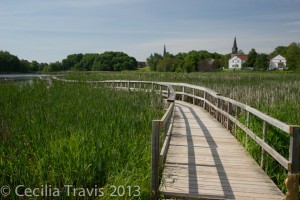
[[0, 80, 163, 199], [65, 71, 300, 194]]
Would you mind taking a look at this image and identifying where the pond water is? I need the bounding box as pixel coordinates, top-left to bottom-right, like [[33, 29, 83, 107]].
[[0, 74, 63, 86], [0, 74, 56, 80]]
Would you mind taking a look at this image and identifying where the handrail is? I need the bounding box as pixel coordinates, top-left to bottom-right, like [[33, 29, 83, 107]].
[[166, 82, 299, 200], [53, 77, 299, 199]]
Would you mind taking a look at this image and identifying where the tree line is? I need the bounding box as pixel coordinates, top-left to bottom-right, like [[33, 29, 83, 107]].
[[147, 51, 229, 72], [147, 42, 300, 72], [0, 51, 137, 73], [1, 42, 300, 73]]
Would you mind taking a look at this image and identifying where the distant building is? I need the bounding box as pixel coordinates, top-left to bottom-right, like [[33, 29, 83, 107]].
[[228, 37, 248, 69], [228, 55, 248, 69], [137, 61, 147, 68], [269, 55, 286, 70]]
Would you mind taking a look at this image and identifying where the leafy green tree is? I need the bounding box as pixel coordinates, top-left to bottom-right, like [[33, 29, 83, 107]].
[[31, 61, 39, 71], [156, 55, 174, 72], [222, 54, 231, 69], [171, 53, 186, 72], [20, 59, 31, 72], [245, 48, 257, 68], [74, 54, 98, 71], [0, 51, 27, 72], [92, 52, 137, 71], [38, 63, 48, 71], [146, 53, 162, 71], [271, 46, 287, 56], [182, 51, 199, 72], [286, 42, 300, 70], [254, 54, 269, 70], [49, 61, 63, 71], [62, 54, 83, 70]]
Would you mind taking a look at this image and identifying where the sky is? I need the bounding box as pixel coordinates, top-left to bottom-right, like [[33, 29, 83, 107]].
[[0, 0, 300, 63]]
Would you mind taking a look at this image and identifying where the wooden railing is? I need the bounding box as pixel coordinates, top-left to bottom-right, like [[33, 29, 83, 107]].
[[169, 82, 300, 200], [53, 77, 299, 199]]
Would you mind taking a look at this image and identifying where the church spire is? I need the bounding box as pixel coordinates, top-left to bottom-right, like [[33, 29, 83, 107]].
[[232, 36, 238, 56], [163, 44, 166, 56]]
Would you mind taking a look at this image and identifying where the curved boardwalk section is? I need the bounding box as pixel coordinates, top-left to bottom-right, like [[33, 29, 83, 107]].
[[160, 101, 284, 200]]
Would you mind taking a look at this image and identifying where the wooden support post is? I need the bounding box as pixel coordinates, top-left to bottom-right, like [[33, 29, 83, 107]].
[[192, 88, 195, 105], [151, 120, 161, 200], [217, 98, 220, 122], [128, 81, 130, 91], [245, 111, 250, 149], [285, 126, 300, 200], [227, 102, 233, 132], [203, 92, 206, 109], [234, 106, 238, 137], [246, 111, 250, 127], [182, 86, 185, 101], [152, 82, 154, 92], [209, 95, 212, 114], [167, 87, 170, 98], [221, 100, 224, 125], [160, 85, 162, 96], [260, 121, 267, 169]]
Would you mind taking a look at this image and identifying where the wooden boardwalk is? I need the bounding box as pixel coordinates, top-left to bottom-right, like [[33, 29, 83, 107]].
[[160, 101, 284, 200]]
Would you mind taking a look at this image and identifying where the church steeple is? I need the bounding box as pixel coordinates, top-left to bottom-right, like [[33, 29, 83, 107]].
[[232, 36, 238, 56], [163, 44, 166, 57]]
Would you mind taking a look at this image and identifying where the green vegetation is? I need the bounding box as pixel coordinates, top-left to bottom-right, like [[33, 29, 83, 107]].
[[1, 42, 300, 73], [147, 50, 226, 72], [64, 71, 300, 193], [1, 69, 300, 197], [65, 71, 300, 123], [0, 51, 137, 73], [0, 80, 163, 199]]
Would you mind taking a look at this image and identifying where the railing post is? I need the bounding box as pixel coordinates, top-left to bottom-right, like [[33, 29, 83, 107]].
[[182, 86, 185, 101], [227, 102, 233, 132], [260, 121, 267, 169], [246, 111, 250, 127], [151, 120, 161, 200], [160, 85, 162, 96], [167, 87, 170, 98], [245, 111, 250, 149], [217, 95, 220, 122], [216, 97, 221, 122], [203, 92, 206, 109], [128, 80, 130, 91], [192, 88, 195, 105], [152, 82, 154, 92], [285, 126, 300, 200]]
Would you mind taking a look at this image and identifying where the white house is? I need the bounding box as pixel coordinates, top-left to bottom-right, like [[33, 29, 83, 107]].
[[228, 55, 248, 69], [269, 55, 286, 70]]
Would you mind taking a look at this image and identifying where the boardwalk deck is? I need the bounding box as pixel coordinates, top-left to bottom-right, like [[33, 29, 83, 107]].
[[160, 101, 284, 200]]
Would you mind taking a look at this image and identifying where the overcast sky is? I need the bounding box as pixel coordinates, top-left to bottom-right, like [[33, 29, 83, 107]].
[[0, 0, 300, 62]]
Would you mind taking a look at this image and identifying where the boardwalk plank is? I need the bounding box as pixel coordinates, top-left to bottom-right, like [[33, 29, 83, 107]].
[[160, 101, 284, 200]]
